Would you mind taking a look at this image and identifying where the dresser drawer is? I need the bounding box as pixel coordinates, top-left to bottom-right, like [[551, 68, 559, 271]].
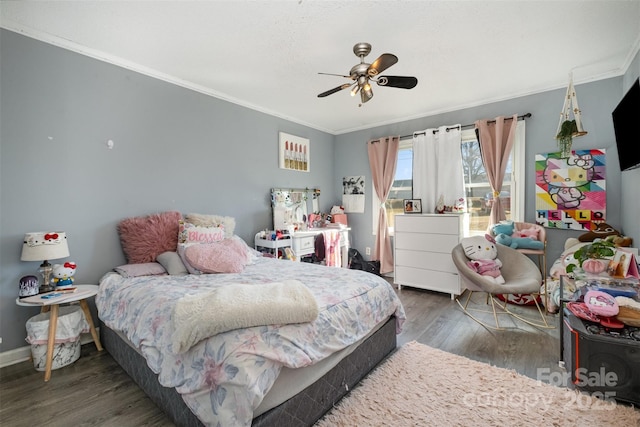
[[394, 266, 461, 295], [293, 235, 315, 255], [395, 215, 462, 234], [395, 232, 459, 252], [395, 249, 456, 273]]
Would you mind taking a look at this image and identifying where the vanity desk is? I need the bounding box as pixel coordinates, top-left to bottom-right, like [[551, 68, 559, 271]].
[[292, 228, 351, 268], [270, 187, 351, 268]]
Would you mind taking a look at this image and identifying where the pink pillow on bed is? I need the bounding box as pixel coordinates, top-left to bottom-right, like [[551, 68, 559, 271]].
[[178, 220, 225, 244], [114, 263, 167, 278], [184, 239, 248, 273], [118, 211, 182, 263]]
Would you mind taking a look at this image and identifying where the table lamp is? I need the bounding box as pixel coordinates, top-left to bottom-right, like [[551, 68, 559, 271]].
[[21, 231, 70, 293]]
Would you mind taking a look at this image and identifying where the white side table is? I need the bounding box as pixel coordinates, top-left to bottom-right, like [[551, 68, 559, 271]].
[[16, 284, 103, 381]]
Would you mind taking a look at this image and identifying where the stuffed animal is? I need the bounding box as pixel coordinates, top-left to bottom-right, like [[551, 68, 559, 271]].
[[52, 261, 77, 289], [578, 222, 621, 242], [549, 247, 582, 279], [435, 195, 446, 214], [495, 233, 544, 250], [491, 220, 514, 236], [606, 234, 633, 247], [514, 228, 539, 240], [461, 234, 505, 284]]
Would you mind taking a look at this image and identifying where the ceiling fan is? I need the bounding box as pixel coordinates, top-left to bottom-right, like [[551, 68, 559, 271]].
[[317, 42, 418, 106]]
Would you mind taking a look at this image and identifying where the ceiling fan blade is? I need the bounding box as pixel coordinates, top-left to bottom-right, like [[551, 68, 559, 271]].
[[376, 75, 418, 89], [367, 53, 398, 76], [317, 83, 352, 98], [318, 72, 352, 78]]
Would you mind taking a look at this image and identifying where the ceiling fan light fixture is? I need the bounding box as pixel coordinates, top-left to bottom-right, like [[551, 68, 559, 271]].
[[350, 84, 360, 97], [361, 84, 373, 103], [362, 82, 373, 98]]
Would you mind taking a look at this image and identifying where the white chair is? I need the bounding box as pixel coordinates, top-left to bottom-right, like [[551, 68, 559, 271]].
[[451, 243, 553, 330]]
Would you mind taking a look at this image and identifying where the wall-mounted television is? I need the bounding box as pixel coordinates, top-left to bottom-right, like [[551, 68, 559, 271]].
[[612, 78, 640, 171]]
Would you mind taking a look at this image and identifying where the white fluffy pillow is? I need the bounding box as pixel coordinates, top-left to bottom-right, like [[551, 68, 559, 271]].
[[184, 213, 235, 237]]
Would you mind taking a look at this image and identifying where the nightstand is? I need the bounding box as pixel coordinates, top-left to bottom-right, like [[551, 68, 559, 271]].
[[16, 284, 103, 381]]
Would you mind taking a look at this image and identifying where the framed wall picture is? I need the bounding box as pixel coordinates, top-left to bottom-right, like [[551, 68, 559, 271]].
[[403, 199, 422, 214], [535, 148, 606, 230], [279, 132, 310, 172]]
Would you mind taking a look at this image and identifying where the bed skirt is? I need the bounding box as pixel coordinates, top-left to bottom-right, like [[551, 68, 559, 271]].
[[99, 316, 397, 426]]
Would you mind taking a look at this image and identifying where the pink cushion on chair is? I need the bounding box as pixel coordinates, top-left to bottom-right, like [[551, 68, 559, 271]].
[[514, 223, 545, 247]]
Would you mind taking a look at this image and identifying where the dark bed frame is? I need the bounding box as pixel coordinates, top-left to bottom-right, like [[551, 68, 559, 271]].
[[100, 316, 397, 426]]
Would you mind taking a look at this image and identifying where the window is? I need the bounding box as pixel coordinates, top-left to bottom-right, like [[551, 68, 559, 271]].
[[373, 121, 525, 236], [460, 127, 524, 235]]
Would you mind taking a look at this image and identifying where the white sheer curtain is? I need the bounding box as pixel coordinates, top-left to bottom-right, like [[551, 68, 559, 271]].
[[412, 125, 465, 214]]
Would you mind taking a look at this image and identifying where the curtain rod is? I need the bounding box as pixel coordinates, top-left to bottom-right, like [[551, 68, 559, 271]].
[[405, 113, 531, 139], [369, 113, 531, 143]]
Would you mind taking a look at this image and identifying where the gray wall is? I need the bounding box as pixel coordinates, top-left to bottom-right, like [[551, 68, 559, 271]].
[[334, 73, 635, 272], [1, 29, 637, 354], [0, 30, 336, 352]]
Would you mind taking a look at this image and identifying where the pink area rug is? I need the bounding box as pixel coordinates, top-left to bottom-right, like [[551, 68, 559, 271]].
[[315, 341, 639, 426]]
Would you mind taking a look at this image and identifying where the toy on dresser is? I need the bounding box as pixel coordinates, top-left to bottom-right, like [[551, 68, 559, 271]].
[[52, 262, 77, 289], [461, 234, 505, 284]]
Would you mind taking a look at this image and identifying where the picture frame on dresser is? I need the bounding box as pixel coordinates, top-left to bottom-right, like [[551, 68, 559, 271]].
[[403, 199, 422, 213]]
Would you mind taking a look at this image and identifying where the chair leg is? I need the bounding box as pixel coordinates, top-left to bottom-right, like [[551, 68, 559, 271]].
[[501, 293, 554, 329], [456, 289, 555, 330], [455, 289, 505, 330], [542, 251, 548, 313], [532, 251, 550, 314], [489, 294, 501, 329]]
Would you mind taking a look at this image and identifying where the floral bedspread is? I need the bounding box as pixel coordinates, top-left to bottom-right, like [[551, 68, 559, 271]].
[[96, 257, 405, 427]]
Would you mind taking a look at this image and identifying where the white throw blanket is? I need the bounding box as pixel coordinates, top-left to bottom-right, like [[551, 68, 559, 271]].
[[172, 279, 319, 353]]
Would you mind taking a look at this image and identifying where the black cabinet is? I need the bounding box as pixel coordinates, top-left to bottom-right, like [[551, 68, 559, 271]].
[[562, 310, 640, 406]]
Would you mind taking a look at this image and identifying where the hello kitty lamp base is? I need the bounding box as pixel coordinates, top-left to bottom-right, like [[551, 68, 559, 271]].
[[20, 232, 70, 294]]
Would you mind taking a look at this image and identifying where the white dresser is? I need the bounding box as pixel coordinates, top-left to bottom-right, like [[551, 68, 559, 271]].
[[394, 214, 467, 299]]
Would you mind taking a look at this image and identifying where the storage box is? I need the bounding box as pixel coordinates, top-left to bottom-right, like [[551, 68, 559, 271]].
[[331, 214, 348, 225], [25, 305, 89, 371]]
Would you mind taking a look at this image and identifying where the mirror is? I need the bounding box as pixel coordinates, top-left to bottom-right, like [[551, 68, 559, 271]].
[[271, 188, 320, 231]]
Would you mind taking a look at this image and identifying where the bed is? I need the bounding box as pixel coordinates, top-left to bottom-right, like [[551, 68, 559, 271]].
[[96, 211, 405, 427]]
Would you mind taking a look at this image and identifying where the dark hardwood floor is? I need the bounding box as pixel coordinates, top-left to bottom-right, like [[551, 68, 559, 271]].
[[0, 284, 562, 427]]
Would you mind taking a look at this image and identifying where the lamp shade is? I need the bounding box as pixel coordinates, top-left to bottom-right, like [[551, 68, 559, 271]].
[[21, 232, 70, 261]]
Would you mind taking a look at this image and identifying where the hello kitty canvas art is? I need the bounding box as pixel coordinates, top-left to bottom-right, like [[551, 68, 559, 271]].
[[535, 149, 606, 231]]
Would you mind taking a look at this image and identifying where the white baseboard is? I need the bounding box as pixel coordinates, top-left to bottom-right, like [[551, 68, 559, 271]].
[[0, 346, 31, 368], [0, 330, 99, 369]]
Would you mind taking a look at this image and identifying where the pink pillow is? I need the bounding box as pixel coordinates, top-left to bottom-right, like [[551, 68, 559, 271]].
[[184, 239, 248, 274], [178, 221, 225, 244], [585, 290, 619, 317], [114, 263, 167, 278], [515, 228, 539, 240], [118, 211, 182, 263]]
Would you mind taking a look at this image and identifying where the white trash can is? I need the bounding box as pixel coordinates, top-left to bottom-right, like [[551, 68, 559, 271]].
[[25, 305, 90, 371]]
